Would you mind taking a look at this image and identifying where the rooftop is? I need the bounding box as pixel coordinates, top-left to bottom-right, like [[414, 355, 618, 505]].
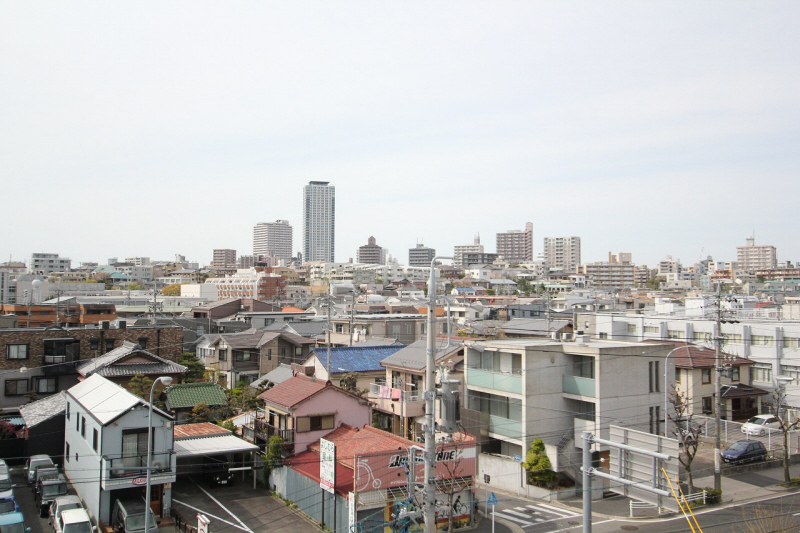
[[165, 382, 228, 410]]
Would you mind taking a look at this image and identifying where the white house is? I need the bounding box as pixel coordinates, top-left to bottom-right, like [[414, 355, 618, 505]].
[[64, 375, 176, 526]]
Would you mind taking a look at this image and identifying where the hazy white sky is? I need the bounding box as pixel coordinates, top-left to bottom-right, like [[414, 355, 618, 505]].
[[2, 2, 799, 268]]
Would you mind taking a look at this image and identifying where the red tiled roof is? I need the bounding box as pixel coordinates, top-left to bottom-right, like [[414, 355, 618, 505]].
[[657, 341, 756, 369], [285, 450, 355, 495], [174, 422, 231, 439], [258, 374, 327, 407], [281, 307, 306, 313]]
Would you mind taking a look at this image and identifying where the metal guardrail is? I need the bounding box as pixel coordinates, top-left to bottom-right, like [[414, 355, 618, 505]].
[[629, 500, 660, 517], [680, 490, 707, 505]]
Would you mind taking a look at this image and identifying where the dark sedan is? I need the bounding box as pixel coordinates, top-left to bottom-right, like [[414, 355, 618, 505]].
[[721, 440, 767, 464]]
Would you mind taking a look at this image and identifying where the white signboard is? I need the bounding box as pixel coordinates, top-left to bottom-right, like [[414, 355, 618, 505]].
[[348, 491, 355, 530], [320, 438, 335, 494], [197, 514, 210, 533]]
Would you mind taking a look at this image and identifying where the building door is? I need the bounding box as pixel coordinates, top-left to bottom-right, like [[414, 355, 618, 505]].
[[143, 485, 163, 517]]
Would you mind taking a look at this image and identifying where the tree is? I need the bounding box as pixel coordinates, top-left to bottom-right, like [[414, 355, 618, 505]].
[[262, 435, 284, 487], [522, 439, 558, 489], [126, 282, 142, 290], [767, 384, 800, 483], [161, 284, 182, 296], [128, 374, 154, 399], [435, 436, 473, 531], [191, 402, 212, 423], [178, 353, 206, 382], [668, 386, 705, 493]]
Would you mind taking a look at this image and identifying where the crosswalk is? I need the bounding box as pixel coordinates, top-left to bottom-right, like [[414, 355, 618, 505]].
[[491, 503, 582, 528]]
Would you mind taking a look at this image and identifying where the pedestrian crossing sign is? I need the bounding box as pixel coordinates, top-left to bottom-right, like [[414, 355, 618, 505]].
[[487, 492, 498, 506]]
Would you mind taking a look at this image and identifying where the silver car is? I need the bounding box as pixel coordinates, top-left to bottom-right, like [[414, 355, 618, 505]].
[[49, 496, 83, 528], [25, 456, 54, 485]]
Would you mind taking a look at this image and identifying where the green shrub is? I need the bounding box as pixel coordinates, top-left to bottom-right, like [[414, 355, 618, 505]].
[[703, 487, 722, 504]]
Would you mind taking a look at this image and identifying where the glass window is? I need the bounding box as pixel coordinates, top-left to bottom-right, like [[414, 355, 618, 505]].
[[667, 330, 684, 339], [784, 337, 800, 349], [751, 335, 774, 346], [644, 326, 659, 334], [35, 378, 56, 394], [731, 367, 740, 382], [750, 365, 772, 382], [702, 368, 711, 384], [105, 339, 115, 351], [675, 368, 681, 383], [93, 429, 99, 452], [6, 344, 28, 360], [4, 379, 28, 396], [218, 348, 227, 361]]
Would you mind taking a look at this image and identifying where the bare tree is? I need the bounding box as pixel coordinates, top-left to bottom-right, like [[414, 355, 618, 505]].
[[741, 503, 795, 533], [668, 386, 705, 494], [435, 435, 473, 532], [767, 385, 800, 483]]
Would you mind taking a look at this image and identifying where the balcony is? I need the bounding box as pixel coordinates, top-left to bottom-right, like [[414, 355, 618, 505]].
[[562, 376, 596, 398], [369, 383, 425, 418], [466, 368, 522, 394], [108, 452, 173, 478], [42, 353, 79, 375], [488, 415, 522, 440], [251, 419, 293, 449]]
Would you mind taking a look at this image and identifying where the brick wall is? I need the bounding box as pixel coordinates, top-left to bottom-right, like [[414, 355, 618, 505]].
[[0, 326, 184, 372]]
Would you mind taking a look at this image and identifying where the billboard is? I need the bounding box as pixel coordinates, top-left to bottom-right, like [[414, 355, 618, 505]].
[[319, 438, 335, 494]]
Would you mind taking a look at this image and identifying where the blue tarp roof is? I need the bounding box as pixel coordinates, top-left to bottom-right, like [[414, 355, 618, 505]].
[[309, 345, 405, 374]]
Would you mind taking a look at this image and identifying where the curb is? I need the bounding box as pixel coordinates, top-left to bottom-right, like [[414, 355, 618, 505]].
[[478, 511, 525, 533]]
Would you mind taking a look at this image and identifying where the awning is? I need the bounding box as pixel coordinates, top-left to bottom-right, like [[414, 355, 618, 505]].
[[173, 435, 260, 458]]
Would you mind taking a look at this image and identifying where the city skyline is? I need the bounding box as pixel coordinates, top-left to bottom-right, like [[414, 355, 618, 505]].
[[2, 3, 799, 266]]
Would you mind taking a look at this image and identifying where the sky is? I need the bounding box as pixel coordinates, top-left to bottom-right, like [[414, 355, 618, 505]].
[[2, 2, 799, 269]]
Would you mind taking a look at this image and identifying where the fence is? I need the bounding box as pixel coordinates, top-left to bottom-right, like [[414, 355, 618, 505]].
[[629, 490, 706, 517], [680, 490, 707, 506], [629, 501, 660, 518], [692, 415, 800, 455], [170, 507, 198, 533]]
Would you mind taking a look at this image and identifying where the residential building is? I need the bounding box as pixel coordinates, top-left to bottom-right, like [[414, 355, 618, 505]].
[[253, 220, 293, 260], [211, 249, 237, 270], [462, 252, 498, 267], [328, 313, 444, 345], [356, 236, 386, 265], [0, 324, 183, 410], [543, 237, 581, 272], [408, 243, 436, 267], [75, 341, 187, 388], [204, 269, 287, 301], [454, 236, 483, 268], [738, 237, 777, 272], [64, 375, 176, 524], [580, 253, 635, 291], [246, 373, 371, 453], [238, 255, 255, 269], [124, 257, 151, 266], [30, 253, 71, 275], [165, 382, 228, 423], [302, 344, 406, 393], [302, 181, 336, 263], [19, 392, 67, 464], [463, 337, 672, 492], [496, 222, 533, 263]]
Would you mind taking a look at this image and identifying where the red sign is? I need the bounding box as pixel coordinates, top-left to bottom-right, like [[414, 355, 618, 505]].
[[132, 477, 148, 486]]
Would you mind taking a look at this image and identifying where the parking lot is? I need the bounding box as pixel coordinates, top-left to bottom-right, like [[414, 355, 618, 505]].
[[10, 466, 310, 533]]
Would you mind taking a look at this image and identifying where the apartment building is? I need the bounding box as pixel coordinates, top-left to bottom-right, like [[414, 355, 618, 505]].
[[454, 236, 483, 268], [408, 243, 436, 267], [464, 337, 671, 490], [543, 237, 581, 272], [204, 269, 286, 301], [738, 237, 778, 272], [211, 249, 237, 270], [356, 236, 386, 265], [303, 181, 336, 262], [496, 222, 534, 263], [253, 220, 293, 260], [30, 253, 71, 275], [580, 253, 635, 291]]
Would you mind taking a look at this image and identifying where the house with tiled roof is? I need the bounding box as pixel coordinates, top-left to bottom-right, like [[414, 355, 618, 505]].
[[165, 382, 228, 423], [245, 373, 371, 454], [668, 341, 767, 421], [302, 344, 406, 394], [75, 341, 187, 388], [278, 424, 476, 529]]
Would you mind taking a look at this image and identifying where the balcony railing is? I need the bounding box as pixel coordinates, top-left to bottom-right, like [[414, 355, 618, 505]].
[[108, 452, 172, 478], [369, 383, 422, 402], [43, 353, 79, 374], [562, 375, 596, 398], [251, 419, 292, 444], [466, 368, 522, 394], [488, 415, 522, 439]]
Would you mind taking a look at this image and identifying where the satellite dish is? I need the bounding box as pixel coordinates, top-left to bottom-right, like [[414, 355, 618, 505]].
[[31, 279, 42, 289]]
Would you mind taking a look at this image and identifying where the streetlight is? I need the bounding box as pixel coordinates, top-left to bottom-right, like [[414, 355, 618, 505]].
[[664, 345, 693, 439], [144, 376, 173, 533]]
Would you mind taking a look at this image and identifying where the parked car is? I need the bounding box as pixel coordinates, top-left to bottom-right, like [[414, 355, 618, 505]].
[[201, 455, 234, 487], [49, 496, 83, 527], [32, 467, 59, 492], [741, 414, 780, 436], [25, 456, 54, 485], [54, 509, 94, 533], [0, 461, 9, 476], [0, 512, 30, 533], [35, 475, 68, 518], [0, 490, 18, 515], [110, 497, 157, 533], [721, 440, 768, 464], [0, 473, 12, 493]]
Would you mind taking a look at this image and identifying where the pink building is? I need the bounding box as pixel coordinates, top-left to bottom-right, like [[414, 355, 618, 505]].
[[248, 373, 371, 453]]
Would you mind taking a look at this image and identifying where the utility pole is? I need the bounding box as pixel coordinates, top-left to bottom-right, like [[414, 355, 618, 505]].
[[326, 281, 332, 377], [424, 256, 451, 533], [713, 281, 722, 491]]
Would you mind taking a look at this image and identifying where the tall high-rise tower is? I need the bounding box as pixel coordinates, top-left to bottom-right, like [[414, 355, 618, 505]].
[[253, 220, 293, 260], [302, 181, 336, 262]]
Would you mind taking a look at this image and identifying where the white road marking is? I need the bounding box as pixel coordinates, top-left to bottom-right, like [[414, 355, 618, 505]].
[[504, 509, 534, 518], [190, 478, 255, 533], [493, 511, 534, 526], [172, 499, 250, 532], [529, 503, 580, 518]]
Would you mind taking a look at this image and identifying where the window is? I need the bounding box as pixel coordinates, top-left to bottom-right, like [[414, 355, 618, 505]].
[[781, 365, 800, 382], [6, 344, 28, 360], [89, 339, 99, 350], [105, 338, 115, 351], [122, 429, 152, 458], [723, 333, 743, 345], [44, 339, 80, 362], [627, 324, 637, 334], [137, 337, 148, 349], [598, 332, 608, 339], [648, 361, 660, 392], [649, 406, 661, 434], [35, 377, 56, 394], [751, 335, 774, 347], [702, 368, 711, 384], [784, 337, 800, 349], [575, 356, 594, 379], [693, 332, 712, 342], [702, 396, 713, 415], [731, 367, 740, 382], [267, 349, 272, 360], [233, 350, 250, 362], [751, 365, 772, 382], [81, 417, 86, 438], [667, 330, 684, 339], [93, 429, 99, 452], [296, 415, 335, 433], [4, 379, 28, 396], [66, 402, 70, 420], [218, 348, 227, 361], [65, 442, 70, 462], [644, 326, 660, 334], [675, 368, 681, 383]]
